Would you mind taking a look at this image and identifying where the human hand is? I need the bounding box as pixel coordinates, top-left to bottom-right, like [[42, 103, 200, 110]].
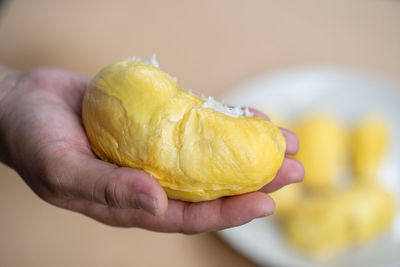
[[0, 66, 303, 233]]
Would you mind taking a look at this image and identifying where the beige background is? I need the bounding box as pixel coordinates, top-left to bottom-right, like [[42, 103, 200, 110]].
[[1, 0, 399, 266]]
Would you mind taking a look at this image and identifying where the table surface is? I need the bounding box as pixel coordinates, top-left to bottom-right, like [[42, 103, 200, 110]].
[[1, 1, 399, 266]]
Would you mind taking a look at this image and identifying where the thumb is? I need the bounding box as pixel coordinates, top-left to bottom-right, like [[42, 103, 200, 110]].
[[61, 154, 168, 216]]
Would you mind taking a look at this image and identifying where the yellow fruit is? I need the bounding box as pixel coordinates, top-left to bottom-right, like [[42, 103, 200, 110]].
[[353, 116, 389, 183], [282, 184, 395, 257], [82, 59, 286, 202], [270, 183, 304, 218], [294, 116, 347, 190], [346, 183, 395, 244], [283, 191, 350, 257], [277, 113, 395, 257]]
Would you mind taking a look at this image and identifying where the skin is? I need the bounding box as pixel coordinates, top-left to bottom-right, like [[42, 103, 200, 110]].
[[0, 65, 304, 234]]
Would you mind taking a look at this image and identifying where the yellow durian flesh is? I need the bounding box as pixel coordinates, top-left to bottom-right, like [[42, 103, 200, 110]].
[[270, 183, 304, 218], [274, 113, 395, 258], [353, 116, 389, 182], [82, 60, 286, 202], [283, 191, 350, 257], [294, 116, 347, 191], [282, 185, 395, 257], [346, 184, 395, 244]]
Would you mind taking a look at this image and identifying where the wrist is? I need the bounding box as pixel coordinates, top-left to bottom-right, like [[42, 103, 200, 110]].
[[0, 65, 19, 167], [0, 65, 18, 103]]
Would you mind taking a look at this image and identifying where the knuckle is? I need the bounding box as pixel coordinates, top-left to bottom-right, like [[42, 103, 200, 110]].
[[37, 147, 69, 197], [24, 69, 51, 88], [180, 203, 202, 235], [103, 171, 125, 208], [103, 179, 118, 207], [22, 67, 65, 93]]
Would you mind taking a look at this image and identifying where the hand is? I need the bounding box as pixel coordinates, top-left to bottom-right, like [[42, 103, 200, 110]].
[[0, 66, 304, 233]]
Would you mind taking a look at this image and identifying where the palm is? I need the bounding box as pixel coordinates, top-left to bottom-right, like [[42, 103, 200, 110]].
[[1, 67, 303, 233]]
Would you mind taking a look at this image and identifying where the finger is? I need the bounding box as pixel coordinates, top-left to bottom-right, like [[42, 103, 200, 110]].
[[280, 127, 300, 155], [64, 192, 275, 233], [260, 157, 304, 193], [175, 192, 275, 234], [55, 151, 168, 216]]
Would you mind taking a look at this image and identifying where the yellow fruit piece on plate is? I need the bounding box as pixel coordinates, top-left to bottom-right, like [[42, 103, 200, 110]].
[[353, 116, 389, 183], [346, 183, 395, 244], [283, 191, 351, 257], [282, 184, 395, 257], [82, 59, 286, 202], [294, 116, 348, 191], [270, 183, 304, 218]]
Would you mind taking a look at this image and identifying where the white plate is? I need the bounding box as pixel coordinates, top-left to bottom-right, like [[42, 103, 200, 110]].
[[217, 67, 400, 267]]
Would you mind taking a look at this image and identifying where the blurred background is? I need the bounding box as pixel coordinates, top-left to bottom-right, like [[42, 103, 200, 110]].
[[0, 0, 400, 266]]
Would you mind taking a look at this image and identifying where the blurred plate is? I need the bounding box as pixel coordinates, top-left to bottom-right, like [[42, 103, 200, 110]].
[[217, 67, 400, 267]]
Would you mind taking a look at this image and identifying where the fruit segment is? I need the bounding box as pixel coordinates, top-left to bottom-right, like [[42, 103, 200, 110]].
[[82, 59, 286, 202]]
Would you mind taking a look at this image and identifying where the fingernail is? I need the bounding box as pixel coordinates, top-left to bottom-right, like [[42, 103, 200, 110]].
[[260, 199, 275, 218], [134, 193, 159, 216], [255, 202, 275, 218]]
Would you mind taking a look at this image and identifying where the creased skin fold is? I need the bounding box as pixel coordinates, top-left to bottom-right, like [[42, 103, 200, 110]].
[[82, 60, 286, 202]]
